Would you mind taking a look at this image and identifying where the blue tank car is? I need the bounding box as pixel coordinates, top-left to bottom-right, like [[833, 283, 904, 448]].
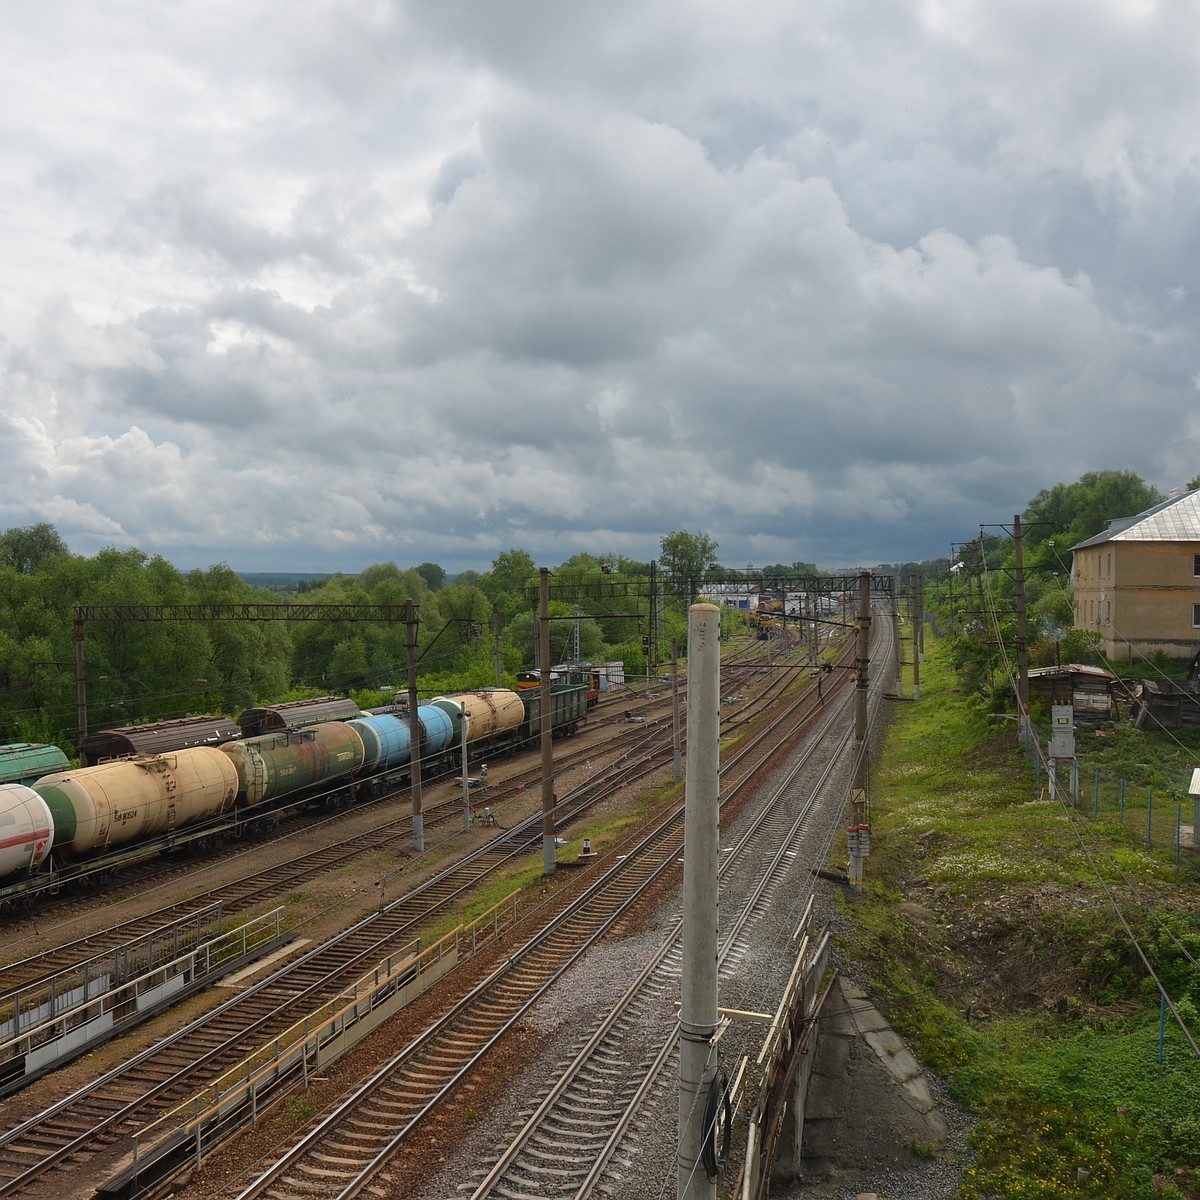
[[349, 706, 455, 778]]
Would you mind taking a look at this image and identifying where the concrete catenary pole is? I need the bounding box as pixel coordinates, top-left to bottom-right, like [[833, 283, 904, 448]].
[[493, 604, 503, 688], [406, 599, 424, 852], [892, 590, 903, 698], [1014, 514, 1031, 750], [461, 711, 472, 832], [73, 615, 88, 747], [677, 603, 721, 1200], [539, 568, 556, 876], [848, 572, 872, 892], [649, 560, 658, 679], [672, 636, 682, 783]]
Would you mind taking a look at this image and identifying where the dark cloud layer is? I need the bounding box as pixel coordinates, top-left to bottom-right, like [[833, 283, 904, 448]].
[[1, 1, 1197, 574]]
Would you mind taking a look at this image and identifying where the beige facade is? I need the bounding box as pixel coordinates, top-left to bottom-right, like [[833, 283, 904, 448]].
[[1072, 520, 1200, 662]]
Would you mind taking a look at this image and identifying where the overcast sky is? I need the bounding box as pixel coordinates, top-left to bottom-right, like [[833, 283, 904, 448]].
[[2, 1, 1197, 577]]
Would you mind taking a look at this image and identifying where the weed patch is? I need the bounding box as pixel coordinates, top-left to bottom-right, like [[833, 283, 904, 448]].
[[840, 634, 1200, 1198]]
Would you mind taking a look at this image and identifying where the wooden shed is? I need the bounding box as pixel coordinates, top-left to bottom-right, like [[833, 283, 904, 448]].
[[1027, 665, 1117, 721], [1132, 679, 1200, 730]]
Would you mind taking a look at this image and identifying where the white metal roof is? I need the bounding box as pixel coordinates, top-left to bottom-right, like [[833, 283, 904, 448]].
[[1070, 489, 1200, 550]]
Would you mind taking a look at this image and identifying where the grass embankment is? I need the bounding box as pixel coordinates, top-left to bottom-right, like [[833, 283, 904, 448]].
[[840, 637, 1200, 1199]]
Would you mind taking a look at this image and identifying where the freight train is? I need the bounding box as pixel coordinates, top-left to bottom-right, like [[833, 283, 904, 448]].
[[0, 677, 589, 906]]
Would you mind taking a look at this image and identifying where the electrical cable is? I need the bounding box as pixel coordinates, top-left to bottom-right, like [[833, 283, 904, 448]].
[[701, 1065, 731, 1179]]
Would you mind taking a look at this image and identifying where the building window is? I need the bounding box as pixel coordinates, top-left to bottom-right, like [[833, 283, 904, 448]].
[[1193, 603, 1200, 628], [1194, 553, 1200, 577]]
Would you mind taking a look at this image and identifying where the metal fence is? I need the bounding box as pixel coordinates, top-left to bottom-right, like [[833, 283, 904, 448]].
[[1021, 726, 1194, 864]]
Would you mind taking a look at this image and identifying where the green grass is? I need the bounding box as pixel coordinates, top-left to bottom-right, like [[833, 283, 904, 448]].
[[842, 633, 1200, 1199]]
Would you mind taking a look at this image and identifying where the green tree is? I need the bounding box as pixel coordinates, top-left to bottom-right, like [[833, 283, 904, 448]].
[[0, 523, 69, 575], [1023, 470, 1163, 550], [659, 530, 719, 603], [481, 549, 538, 621], [185, 564, 291, 712], [415, 561, 447, 591]]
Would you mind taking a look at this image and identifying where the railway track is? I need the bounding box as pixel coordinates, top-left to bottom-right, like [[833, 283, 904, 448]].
[[0, 732, 683, 1196], [0, 628, 848, 1199], [0, 637, 809, 1003], [192, 645, 863, 1198], [466, 621, 893, 1199], [463, 722, 854, 1199]]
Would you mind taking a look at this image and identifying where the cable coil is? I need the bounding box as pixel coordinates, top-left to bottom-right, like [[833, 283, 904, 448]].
[[701, 1067, 732, 1179]]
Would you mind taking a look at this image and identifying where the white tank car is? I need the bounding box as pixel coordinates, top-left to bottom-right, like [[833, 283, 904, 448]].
[[0, 783, 54, 878], [32, 747, 239, 858]]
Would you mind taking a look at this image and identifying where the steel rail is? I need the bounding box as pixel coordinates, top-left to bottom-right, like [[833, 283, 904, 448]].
[[467, 687, 858, 1199], [241, 647, 858, 1199], [470, 605, 895, 1199]]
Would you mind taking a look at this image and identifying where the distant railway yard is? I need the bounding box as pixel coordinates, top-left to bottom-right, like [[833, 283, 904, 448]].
[[0, 599, 893, 1200]]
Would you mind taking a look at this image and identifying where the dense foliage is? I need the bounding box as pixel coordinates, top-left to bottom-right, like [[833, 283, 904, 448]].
[[850, 616, 1200, 1199], [924, 469, 1174, 701], [0, 525, 735, 760]]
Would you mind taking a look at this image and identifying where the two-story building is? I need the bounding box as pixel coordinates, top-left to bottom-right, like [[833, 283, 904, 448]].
[[1071, 488, 1200, 661]]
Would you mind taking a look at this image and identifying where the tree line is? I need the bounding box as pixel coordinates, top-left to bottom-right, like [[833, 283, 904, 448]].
[[9, 466, 1165, 758], [0, 526, 753, 760]]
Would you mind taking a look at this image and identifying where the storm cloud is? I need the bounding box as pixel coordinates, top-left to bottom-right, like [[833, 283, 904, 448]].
[[2, 0, 1197, 573]]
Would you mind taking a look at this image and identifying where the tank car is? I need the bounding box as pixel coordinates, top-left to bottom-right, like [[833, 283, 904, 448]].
[[0, 743, 71, 787], [219, 721, 365, 808], [0, 784, 54, 877], [31, 748, 239, 859], [348, 705, 455, 780], [428, 689, 526, 749]]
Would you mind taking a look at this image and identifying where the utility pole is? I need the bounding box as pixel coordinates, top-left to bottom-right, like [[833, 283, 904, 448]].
[[848, 572, 872, 892], [73, 618, 87, 745], [460, 712, 472, 832], [649, 560, 658, 678], [947, 543, 957, 632], [538, 568, 556, 876], [1014, 514, 1031, 750], [975, 536, 987, 620], [911, 575, 923, 701], [677, 603, 721, 1200], [671, 636, 682, 782], [493, 604, 503, 688], [406, 599, 424, 852], [916, 576, 925, 658], [892, 598, 903, 698]]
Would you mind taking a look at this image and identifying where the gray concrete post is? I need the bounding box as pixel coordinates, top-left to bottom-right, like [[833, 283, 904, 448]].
[[678, 603, 720, 1200], [539, 568, 556, 875]]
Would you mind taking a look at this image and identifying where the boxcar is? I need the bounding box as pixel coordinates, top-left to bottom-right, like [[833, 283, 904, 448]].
[[79, 717, 241, 767]]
